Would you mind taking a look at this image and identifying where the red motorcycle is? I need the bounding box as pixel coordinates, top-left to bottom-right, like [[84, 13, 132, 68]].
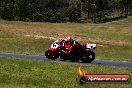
[[45, 40, 96, 63]]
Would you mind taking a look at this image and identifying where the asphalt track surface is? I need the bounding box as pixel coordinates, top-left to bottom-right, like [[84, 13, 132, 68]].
[[0, 53, 132, 68]]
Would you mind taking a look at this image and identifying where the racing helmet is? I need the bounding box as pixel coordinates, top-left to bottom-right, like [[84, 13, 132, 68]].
[[64, 36, 72, 41]]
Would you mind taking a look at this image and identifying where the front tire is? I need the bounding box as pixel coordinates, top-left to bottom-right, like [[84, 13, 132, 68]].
[[81, 51, 95, 63], [45, 50, 56, 60]]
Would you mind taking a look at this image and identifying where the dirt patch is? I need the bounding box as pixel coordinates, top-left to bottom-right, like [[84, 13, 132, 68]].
[[24, 35, 132, 46], [83, 37, 132, 46], [24, 35, 57, 40]]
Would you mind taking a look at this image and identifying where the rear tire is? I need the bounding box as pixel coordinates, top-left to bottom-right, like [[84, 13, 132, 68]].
[[82, 51, 95, 63], [45, 50, 56, 60]]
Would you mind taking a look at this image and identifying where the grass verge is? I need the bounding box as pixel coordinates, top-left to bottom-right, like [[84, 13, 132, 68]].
[[0, 58, 132, 88]]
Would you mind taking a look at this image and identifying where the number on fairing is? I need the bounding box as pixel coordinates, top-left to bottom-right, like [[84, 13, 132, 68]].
[[51, 42, 59, 48]]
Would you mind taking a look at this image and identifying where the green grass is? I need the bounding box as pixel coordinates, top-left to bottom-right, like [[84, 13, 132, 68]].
[[0, 58, 132, 88], [0, 16, 132, 61], [0, 37, 52, 55]]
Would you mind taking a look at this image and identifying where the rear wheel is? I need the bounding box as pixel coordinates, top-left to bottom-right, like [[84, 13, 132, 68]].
[[82, 51, 95, 63], [45, 50, 56, 60]]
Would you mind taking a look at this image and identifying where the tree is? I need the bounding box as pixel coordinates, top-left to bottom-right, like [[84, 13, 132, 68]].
[[67, 0, 81, 22], [0, 2, 14, 20]]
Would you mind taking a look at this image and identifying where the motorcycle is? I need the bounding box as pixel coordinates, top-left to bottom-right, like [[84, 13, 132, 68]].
[[45, 40, 96, 63]]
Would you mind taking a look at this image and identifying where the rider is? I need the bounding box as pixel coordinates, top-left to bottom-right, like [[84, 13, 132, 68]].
[[61, 36, 80, 55], [64, 36, 76, 45]]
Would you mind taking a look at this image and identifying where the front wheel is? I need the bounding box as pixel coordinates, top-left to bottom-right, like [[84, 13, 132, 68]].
[[45, 50, 57, 60], [81, 51, 95, 63]]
